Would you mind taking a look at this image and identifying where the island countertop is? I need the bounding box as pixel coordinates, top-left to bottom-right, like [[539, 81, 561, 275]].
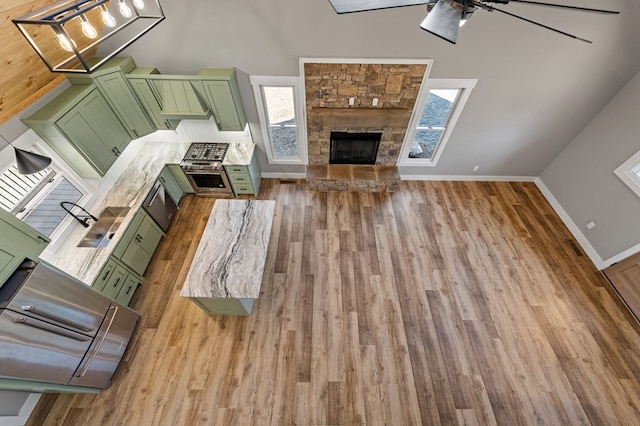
[[180, 199, 275, 299]]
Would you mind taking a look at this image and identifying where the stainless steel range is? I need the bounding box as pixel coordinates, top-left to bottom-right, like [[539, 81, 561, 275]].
[[180, 142, 233, 196]]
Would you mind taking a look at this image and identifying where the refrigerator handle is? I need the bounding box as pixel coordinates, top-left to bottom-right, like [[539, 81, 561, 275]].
[[75, 306, 118, 378], [13, 316, 91, 342], [21, 305, 94, 333]]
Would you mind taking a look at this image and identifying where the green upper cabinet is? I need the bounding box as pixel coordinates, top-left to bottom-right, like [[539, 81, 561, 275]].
[[197, 69, 247, 131], [160, 80, 210, 120], [0, 209, 50, 287], [23, 85, 131, 178], [127, 68, 180, 130], [66, 57, 155, 139]]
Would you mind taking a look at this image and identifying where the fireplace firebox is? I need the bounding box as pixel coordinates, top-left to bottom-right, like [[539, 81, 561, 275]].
[[329, 132, 382, 165]]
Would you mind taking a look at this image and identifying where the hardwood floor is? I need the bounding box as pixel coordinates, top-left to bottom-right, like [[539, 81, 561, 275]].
[[26, 180, 640, 425]]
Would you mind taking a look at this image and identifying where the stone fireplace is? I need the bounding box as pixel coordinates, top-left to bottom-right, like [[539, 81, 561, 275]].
[[304, 62, 428, 166], [303, 61, 428, 191]]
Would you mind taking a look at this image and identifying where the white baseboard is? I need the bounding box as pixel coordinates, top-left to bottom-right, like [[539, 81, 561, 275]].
[[534, 178, 607, 270], [399, 174, 537, 182], [601, 242, 640, 268]]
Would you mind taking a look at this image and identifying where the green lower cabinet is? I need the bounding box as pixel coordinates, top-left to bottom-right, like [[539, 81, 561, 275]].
[[92, 258, 118, 292], [92, 256, 143, 306], [116, 275, 142, 306], [223, 148, 261, 196], [159, 165, 185, 205], [0, 209, 50, 287], [112, 208, 164, 276]]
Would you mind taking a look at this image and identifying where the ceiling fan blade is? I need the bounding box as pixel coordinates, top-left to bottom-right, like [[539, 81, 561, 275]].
[[328, 0, 433, 14], [500, 0, 619, 15], [419, 0, 463, 44], [485, 4, 593, 43]]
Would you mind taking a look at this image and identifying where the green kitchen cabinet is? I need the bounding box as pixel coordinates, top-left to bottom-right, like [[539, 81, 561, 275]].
[[224, 146, 261, 196], [92, 256, 143, 306], [67, 57, 155, 139], [112, 209, 164, 276], [159, 164, 194, 205], [127, 67, 181, 130], [100, 263, 128, 299], [23, 85, 131, 178], [115, 274, 142, 306], [92, 258, 118, 292], [160, 80, 210, 120], [0, 209, 50, 286], [197, 69, 247, 131]]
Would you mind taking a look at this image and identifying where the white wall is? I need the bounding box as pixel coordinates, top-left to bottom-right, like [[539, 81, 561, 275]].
[[540, 68, 640, 266]]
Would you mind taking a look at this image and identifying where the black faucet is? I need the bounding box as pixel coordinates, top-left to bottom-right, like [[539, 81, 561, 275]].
[[60, 201, 98, 228]]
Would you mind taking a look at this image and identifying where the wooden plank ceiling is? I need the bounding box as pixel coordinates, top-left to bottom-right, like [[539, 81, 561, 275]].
[[0, 0, 70, 125]]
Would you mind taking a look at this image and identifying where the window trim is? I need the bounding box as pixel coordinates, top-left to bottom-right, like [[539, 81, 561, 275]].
[[250, 76, 307, 165], [3, 141, 91, 242], [614, 149, 640, 198], [398, 78, 477, 167]]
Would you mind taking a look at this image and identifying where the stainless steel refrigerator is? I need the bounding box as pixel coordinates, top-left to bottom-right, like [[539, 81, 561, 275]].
[[0, 259, 140, 388]]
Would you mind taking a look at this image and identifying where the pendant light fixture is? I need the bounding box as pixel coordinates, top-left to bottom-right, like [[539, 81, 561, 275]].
[[12, 0, 164, 73], [0, 135, 52, 175]]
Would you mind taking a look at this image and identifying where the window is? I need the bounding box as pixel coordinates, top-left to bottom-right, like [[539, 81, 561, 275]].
[[615, 149, 640, 199], [250, 76, 307, 164], [0, 162, 84, 237], [399, 79, 476, 166]]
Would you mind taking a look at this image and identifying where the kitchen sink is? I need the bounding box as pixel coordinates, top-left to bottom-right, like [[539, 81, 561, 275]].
[[77, 206, 131, 248]]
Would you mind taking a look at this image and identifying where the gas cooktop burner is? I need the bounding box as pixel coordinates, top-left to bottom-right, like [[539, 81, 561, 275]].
[[183, 142, 229, 162]]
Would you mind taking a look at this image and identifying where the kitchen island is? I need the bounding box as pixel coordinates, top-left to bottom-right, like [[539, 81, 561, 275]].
[[180, 199, 275, 316]]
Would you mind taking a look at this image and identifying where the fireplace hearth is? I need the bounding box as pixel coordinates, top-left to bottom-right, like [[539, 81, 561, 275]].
[[329, 132, 382, 165]]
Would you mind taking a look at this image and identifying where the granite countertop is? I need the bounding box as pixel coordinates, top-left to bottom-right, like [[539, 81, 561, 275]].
[[223, 142, 254, 166], [180, 199, 275, 299], [43, 140, 191, 284]]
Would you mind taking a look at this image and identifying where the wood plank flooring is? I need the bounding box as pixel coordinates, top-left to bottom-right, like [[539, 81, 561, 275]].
[[26, 180, 640, 425]]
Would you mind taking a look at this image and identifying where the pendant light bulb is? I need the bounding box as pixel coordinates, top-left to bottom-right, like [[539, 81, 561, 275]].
[[118, 0, 133, 18], [133, 0, 145, 10], [100, 5, 117, 28], [56, 32, 75, 52], [79, 15, 98, 39]]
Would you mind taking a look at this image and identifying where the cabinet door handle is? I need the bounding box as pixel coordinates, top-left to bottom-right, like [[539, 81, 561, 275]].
[[102, 269, 111, 280], [125, 285, 133, 295], [37, 236, 48, 243], [133, 129, 139, 138], [113, 277, 121, 287]]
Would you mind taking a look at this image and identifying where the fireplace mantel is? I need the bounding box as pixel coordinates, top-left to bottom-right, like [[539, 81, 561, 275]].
[[310, 107, 412, 128]]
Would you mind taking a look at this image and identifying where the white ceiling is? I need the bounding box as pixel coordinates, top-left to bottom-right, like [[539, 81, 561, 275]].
[[105, 0, 640, 176]]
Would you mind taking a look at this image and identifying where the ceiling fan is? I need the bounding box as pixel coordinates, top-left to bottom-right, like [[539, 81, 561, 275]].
[[328, 0, 619, 44]]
